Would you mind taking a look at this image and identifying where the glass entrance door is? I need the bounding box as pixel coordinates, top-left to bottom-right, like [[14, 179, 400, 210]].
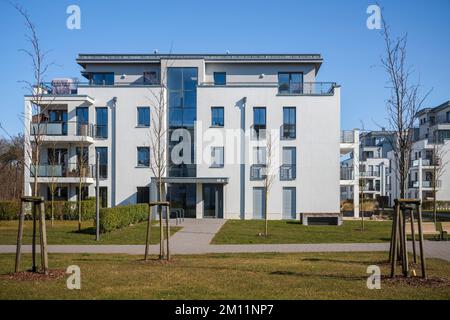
[[203, 184, 223, 218]]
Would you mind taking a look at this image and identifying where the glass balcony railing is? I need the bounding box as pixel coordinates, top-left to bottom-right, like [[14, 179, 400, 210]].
[[30, 121, 95, 138], [30, 163, 94, 178]]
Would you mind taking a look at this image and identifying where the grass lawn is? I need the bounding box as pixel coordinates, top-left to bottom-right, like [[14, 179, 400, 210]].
[[0, 220, 181, 245], [0, 252, 449, 299], [212, 220, 395, 244]]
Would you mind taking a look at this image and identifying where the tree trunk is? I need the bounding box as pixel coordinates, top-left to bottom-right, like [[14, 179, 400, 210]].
[[78, 188, 82, 232], [264, 187, 268, 237], [158, 181, 164, 260], [51, 193, 54, 228], [144, 204, 152, 260]]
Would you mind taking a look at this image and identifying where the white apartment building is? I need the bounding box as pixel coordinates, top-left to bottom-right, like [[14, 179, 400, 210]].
[[389, 101, 450, 202], [341, 130, 393, 205], [24, 53, 343, 225]]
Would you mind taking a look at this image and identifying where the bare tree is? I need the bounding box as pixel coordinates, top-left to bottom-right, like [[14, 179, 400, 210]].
[[431, 131, 448, 224], [380, 15, 429, 200], [147, 60, 170, 260], [262, 130, 276, 237]]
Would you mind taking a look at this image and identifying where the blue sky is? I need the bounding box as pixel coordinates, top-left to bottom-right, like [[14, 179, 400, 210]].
[[1, 0, 449, 136]]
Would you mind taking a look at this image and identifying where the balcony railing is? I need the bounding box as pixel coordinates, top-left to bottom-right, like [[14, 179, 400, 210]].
[[280, 165, 296, 181], [409, 180, 441, 189], [340, 167, 354, 180], [30, 121, 94, 138], [250, 164, 267, 180], [38, 80, 161, 95], [340, 130, 355, 143], [250, 125, 266, 140], [410, 159, 437, 167], [360, 171, 381, 178], [30, 163, 94, 178], [199, 81, 336, 95], [280, 124, 296, 140]]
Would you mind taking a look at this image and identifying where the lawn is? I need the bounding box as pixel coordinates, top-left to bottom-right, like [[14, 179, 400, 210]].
[[212, 220, 394, 244], [0, 252, 449, 299], [0, 220, 181, 245]]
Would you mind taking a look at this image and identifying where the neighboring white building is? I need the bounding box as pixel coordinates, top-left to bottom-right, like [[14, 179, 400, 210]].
[[24, 53, 344, 224], [388, 101, 450, 202]]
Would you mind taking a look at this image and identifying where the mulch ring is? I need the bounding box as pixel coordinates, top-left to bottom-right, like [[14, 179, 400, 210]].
[[135, 258, 177, 266], [1, 269, 66, 281], [382, 275, 449, 288]]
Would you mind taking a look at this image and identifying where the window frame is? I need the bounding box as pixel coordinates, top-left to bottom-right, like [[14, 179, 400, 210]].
[[213, 72, 227, 86], [137, 147, 150, 167], [136, 106, 151, 127], [211, 107, 224, 127], [278, 72, 304, 94], [282, 107, 296, 139], [210, 146, 224, 168]]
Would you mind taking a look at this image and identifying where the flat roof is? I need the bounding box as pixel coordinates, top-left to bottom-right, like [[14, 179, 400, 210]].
[[76, 53, 323, 67]]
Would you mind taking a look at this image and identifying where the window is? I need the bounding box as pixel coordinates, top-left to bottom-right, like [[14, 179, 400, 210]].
[[137, 107, 150, 127], [137, 147, 150, 167], [76, 186, 89, 201], [211, 107, 224, 127], [76, 107, 89, 136], [429, 116, 436, 125], [253, 107, 266, 139], [213, 72, 226, 85], [47, 186, 68, 201], [211, 147, 224, 168], [447, 111, 450, 123], [254, 147, 267, 165], [282, 107, 296, 139], [95, 107, 108, 138], [96, 147, 108, 179], [278, 72, 303, 94], [281, 147, 296, 180], [90, 73, 114, 85], [136, 187, 150, 204], [143, 71, 158, 85], [76, 147, 89, 172]]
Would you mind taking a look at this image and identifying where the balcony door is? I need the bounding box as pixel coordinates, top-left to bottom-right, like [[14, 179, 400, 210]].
[[253, 187, 265, 219], [47, 148, 68, 176], [76, 107, 89, 136], [282, 187, 296, 220], [203, 184, 223, 218]]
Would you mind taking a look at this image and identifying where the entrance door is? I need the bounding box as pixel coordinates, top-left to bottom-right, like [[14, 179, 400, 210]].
[[253, 187, 265, 219], [282, 187, 296, 220], [203, 184, 223, 218]]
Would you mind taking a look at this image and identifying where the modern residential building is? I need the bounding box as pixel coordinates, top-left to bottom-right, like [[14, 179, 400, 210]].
[[389, 101, 450, 202], [24, 53, 343, 224], [341, 130, 393, 204]]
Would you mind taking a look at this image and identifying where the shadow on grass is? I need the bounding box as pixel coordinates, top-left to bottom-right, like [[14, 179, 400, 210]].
[[301, 257, 390, 265], [269, 270, 366, 281], [69, 227, 96, 235]]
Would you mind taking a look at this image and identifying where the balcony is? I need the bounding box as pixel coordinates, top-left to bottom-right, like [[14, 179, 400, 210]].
[[199, 81, 336, 95], [410, 159, 436, 167], [409, 180, 441, 189], [340, 167, 354, 180], [360, 170, 381, 178], [37, 80, 161, 95], [340, 130, 355, 143], [280, 124, 296, 140], [280, 165, 296, 181], [30, 121, 95, 144], [250, 164, 267, 180], [30, 163, 97, 184]]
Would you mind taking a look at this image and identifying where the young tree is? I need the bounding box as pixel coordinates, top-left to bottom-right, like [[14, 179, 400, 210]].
[[262, 130, 276, 237], [76, 138, 89, 232]]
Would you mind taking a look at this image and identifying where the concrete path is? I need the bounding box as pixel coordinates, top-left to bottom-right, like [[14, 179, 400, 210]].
[[1, 219, 449, 261]]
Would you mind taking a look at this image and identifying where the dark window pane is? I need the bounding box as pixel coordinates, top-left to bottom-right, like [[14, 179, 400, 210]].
[[143, 71, 158, 85], [96, 107, 108, 138], [137, 107, 150, 127], [211, 107, 224, 126], [169, 91, 182, 108], [169, 109, 183, 127], [183, 90, 197, 108], [213, 72, 226, 85], [168, 68, 182, 90], [95, 147, 108, 178], [136, 187, 150, 204], [183, 68, 198, 90], [137, 147, 150, 167]]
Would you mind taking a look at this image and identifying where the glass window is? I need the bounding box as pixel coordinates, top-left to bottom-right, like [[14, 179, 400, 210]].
[[213, 72, 226, 85], [282, 107, 296, 139], [253, 107, 266, 127], [211, 107, 224, 127], [91, 73, 114, 85], [76, 107, 89, 136], [143, 71, 158, 85], [278, 72, 303, 94], [95, 107, 108, 138], [95, 147, 108, 179], [137, 147, 150, 167], [211, 147, 224, 168], [136, 187, 150, 204], [137, 107, 150, 127], [254, 147, 267, 165]]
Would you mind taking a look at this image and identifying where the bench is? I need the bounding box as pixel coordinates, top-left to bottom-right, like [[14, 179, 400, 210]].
[[405, 222, 440, 239]]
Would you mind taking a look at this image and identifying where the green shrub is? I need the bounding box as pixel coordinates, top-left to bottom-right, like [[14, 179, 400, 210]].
[[98, 204, 148, 233], [0, 201, 21, 220], [422, 201, 450, 212], [45, 199, 95, 221]]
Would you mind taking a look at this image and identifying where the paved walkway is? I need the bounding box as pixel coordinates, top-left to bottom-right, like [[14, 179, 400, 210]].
[[1, 219, 449, 261]]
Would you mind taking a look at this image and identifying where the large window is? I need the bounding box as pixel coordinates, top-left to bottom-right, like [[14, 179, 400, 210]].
[[76, 107, 89, 136], [90, 73, 114, 85], [137, 147, 150, 167], [211, 147, 224, 168], [136, 187, 150, 204], [211, 107, 224, 127], [213, 72, 226, 85], [281, 147, 296, 180], [278, 72, 303, 94], [95, 147, 108, 179], [95, 107, 108, 138], [137, 107, 150, 127], [282, 107, 296, 139], [253, 107, 266, 139]]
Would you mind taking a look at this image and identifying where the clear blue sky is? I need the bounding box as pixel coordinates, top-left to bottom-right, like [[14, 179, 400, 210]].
[[1, 0, 449, 136]]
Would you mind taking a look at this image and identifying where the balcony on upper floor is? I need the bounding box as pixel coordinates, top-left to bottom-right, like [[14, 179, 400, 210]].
[[29, 120, 95, 144], [250, 164, 267, 181], [30, 162, 97, 184]]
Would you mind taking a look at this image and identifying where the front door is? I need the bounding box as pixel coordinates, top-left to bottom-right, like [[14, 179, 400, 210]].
[[203, 184, 223, 218]]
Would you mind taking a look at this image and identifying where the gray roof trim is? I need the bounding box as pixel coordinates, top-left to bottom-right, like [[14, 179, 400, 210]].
[[152, 177, 229, 184]]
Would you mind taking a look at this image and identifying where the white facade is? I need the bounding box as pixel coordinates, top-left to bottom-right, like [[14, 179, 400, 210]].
[[24, 53, 343, 224]]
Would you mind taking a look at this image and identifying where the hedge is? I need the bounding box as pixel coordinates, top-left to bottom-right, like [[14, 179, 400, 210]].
[[422, 201, 450, 212], [98, 204, 148, 233], [0, 201, 21, 220], [0, 198, 96, 221]]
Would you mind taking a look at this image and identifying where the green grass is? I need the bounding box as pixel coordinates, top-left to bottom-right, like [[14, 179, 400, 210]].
[[212, 220, 394, 244], [0, 220, 181, 245], [0, 252, 449, 299]]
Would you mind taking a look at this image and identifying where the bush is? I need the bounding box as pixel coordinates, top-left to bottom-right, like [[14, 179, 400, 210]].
[[98, 204, 148, 233], [45, 199, 96, 221], [0, 201, 21, 220]]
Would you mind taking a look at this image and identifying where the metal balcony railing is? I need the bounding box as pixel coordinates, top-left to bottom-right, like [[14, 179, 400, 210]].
[[360, 171, 381, 178], [30, 121, 95, 138], [30, 163, 95, 178], [280, 165, 296, 180], [409, 180, 441, 189], [250, 164, 267, 180], [38, 80, 161, 95], [280, 124, 296, 140], [250, 125, 266, 140], [340, 130, 355, 143]]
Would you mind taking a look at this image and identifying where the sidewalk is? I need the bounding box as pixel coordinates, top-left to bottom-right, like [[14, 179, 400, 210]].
[[0, 219, 448, 261]]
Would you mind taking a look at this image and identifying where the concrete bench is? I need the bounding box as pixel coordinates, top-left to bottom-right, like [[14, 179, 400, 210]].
[[405, 222, 440, 236]]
